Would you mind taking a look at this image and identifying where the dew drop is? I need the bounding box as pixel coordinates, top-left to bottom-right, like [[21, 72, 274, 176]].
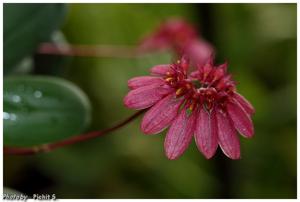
[[10, 114, 17, 121], [3, 112, 18, 121], [12, 95, 21, 103], [3, 112, 10, 120], [34, 91, 43, 98]]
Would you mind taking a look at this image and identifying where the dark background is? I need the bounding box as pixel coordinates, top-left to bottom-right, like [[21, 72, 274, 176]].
[[4, 3, 297, 198]]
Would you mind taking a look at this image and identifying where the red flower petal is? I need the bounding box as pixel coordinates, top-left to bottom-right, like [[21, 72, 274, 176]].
[[227, 99, 254, 138], [216, 107, 241, 159], [179, 55, 190, 71], [233, 92, 255, 115], [217, 61, 228, 73], [150, 64, 172, 76], [139, 18, 199, 52], [128, 76, 165, 89], [141, 93, 182, 134], [164, 108, 196, 160], [124, 84, 172, 110], [194, 107, 218, 159], [184, 39, 214, 68]]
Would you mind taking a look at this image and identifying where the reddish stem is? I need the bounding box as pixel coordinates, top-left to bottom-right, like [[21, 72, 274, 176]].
[[38, 43, 143, 58], [4, 110, 145, 155]]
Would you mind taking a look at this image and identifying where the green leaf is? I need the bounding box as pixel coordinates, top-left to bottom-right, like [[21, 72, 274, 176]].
[[4, 4, 67, 74], [4, 76, 91, 147]]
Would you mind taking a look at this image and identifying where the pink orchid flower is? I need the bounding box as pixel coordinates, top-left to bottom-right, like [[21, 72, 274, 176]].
[[124, 56, 254, 160], [139, 18, 214, 68]]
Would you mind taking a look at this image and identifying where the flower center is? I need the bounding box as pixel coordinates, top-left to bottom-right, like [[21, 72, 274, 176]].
[[163, 61, 236, 113]]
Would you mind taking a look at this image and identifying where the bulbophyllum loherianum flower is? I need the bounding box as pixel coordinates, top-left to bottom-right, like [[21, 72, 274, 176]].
[[138, 18, 214, 68], [124, 56, 254, 160]]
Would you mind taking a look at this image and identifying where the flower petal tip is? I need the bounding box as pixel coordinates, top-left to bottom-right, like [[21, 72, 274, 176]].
[[231, 154, 241, 160], [123, 94, 133, 108], [221, 145, 241, 159], [221, 149, 241, 160], [242, 131, 255, 139], [202, 153, 215, 160], [140, 125, 157, 135], [165, 150, 182, 160], [197, 146, 218, 159], [201, 146, 219, 159]]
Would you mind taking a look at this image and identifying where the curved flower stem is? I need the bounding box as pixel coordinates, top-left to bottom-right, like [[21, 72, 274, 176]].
[[37, 42, 144, 58], [4, 110, 145, 155]]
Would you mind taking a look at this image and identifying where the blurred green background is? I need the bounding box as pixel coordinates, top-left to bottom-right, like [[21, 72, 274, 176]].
[[4, 3, 296, 198]]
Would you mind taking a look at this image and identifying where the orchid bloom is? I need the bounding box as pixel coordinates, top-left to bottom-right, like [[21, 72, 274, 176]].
[[139, 18, 214, 68], [124, 56, 254, 160]]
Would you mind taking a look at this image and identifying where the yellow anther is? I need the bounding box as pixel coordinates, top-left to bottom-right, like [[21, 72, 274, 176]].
[[165, 77, 173, 82], [166, 71, 171, 76], [176, 88, 184, 96], [189, 103, 195, 111]]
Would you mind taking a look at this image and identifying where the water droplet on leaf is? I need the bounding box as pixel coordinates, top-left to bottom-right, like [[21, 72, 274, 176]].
[[34, 91, 43, 98], [12, 95, 21, 103]]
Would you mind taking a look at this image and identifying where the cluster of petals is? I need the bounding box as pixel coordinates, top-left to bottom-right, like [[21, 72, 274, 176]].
[[124, 56, 255, 160], [139, 18, 214, 68]]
